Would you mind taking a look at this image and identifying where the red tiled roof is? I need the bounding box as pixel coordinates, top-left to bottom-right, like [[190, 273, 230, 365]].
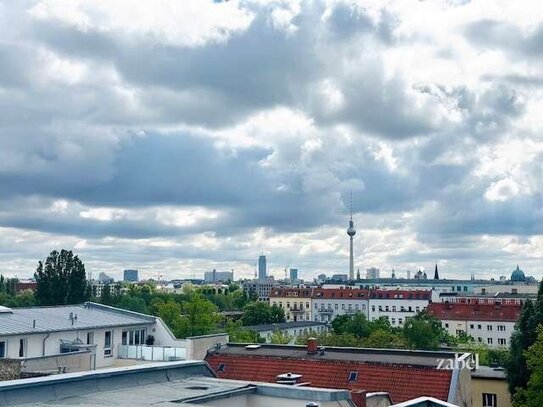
[[205, 354, 452, 404], [313, 288, 368, 300], [427, 302, 521, 322], [270, 288, 313, 298], [369, 290, 431, 300]]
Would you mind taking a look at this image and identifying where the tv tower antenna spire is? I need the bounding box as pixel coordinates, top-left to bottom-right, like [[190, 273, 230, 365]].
[[346, 190, 356, 280]]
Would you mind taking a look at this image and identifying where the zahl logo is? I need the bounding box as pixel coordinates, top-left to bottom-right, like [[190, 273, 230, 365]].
[[437, 353, 479, 370]]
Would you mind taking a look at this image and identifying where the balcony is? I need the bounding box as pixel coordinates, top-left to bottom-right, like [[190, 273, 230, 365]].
[[290, 306, 306, 314], [118, 345, 186, 361], [317, 308, 334, 314]]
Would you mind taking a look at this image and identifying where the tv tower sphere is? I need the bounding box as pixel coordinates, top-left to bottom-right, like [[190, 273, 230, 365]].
[[347, 220, 356, 237]]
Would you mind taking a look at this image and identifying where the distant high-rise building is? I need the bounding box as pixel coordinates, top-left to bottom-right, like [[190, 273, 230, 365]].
[[366, 267, 380, 279], [407, 270, 411, 279], [98, 272, 114, 284], [204, 270, 233, 283], [258, 255, 267, 279], [289, 268, 298, 281], [123, 269, 138, 282], [391, 268, 396, 279], [317, 274, 327, 282]]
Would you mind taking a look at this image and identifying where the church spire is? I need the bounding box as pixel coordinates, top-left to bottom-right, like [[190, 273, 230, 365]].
[[434, 263, 439, 280]]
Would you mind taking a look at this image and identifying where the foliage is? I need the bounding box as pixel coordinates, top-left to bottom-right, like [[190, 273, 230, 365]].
[[152, 294, 220, 338], [270, 329, 293, 344], [363, 329, 405, 348], [512, 325, 543, 407], [507, 284, 543, 395], [403, 311, 455, 350], [34, 250, 90, 305], [226, 320, 263, 343], [241, 301, 286, 326]]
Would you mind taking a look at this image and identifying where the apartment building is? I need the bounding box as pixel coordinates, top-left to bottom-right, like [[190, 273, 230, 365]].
[[312, 288, 369, 322], [0, 302, 185, 372], [269, 288, 313, 322], [368, 290, 432, 327], [427, 302, 521, 348]]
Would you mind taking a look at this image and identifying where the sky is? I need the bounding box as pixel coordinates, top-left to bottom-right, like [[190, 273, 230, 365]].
[[0, 0, 542, 282]]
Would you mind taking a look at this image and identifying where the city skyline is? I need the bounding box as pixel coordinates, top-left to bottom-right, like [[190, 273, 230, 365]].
[[0, 1, 542, 281]]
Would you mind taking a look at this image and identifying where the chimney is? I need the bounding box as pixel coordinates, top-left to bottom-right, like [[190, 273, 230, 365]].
[[276, 372, 302, 385], [307, 337, 318, 355]]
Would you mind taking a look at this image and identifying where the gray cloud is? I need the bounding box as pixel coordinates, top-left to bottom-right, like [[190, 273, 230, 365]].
[[0, 0, 541, 279]]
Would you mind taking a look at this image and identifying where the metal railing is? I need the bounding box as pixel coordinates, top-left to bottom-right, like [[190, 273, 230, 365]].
[[117, 345, 186, 361]]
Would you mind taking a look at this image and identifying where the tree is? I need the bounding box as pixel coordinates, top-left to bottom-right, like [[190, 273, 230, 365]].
[[241, 302, 285, 326], [403, 315, 440, 350], [114, 295, 148, 314], [178, 295, 220, 337], [512, 325, 543, 407], [507, 299, 538, 394], [34, 250, 90, 305], [362, 329, 405, 349], [270, 329, 293, 344]]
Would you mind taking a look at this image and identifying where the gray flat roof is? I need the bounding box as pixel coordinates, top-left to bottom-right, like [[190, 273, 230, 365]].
[[245, 321, 328, 332], [220, 343, 459, 367], [0, 361, 352, 406], [471, 366, 507, 379], [0, 302, 155, 336]]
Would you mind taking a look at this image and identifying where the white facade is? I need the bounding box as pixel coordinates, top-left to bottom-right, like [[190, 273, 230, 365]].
[[368, 290, 431, 327], [0, 303, 184, 370], [312, 288, 368, 323], [440, 319, 515, 348]]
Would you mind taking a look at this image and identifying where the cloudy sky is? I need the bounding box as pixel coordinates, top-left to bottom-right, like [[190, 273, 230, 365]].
[[0, 0, 542, 281]]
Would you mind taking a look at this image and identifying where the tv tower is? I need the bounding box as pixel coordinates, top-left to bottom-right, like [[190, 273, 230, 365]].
[[346, 191, 356, 280]]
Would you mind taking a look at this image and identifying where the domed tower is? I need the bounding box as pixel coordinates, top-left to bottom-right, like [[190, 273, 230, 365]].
[[511, 265, 526, 283], [347, 193, 356, 280]]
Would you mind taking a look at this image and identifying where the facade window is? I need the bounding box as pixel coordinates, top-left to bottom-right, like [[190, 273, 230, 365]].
[[0, 341, 5, 358], [104, 331, 113, 356], [482, 393, 497, 407], [18, 338, 27, 358], [391, 318, 396, 324], [398, 318, 403, 324], [87, 332, 94, 345], [463, 286, 468, 292], [306, 302, 309, 308], [478, 324, 482, 330], [348, 371, 358, 382], [378, 306, 383, 312], [355, 304, 359, 310], [416, 306, 420, 312], [487, 338, 493, 345], [335, 304, 339, 310], [385, 306, 389, 312], [372, 306, 376, 312], [478, 337, 482, 342], [487, 325, 493, 331], [342, 304, 345, 310], [445, 323, 449, 328], [498, 338, 507, 346], [498, 325, 506, 332], [348, 304, 352, 310], [456, 329, 464, 335], [470, 324, 474, 329], [408, 306, 413, 312]]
